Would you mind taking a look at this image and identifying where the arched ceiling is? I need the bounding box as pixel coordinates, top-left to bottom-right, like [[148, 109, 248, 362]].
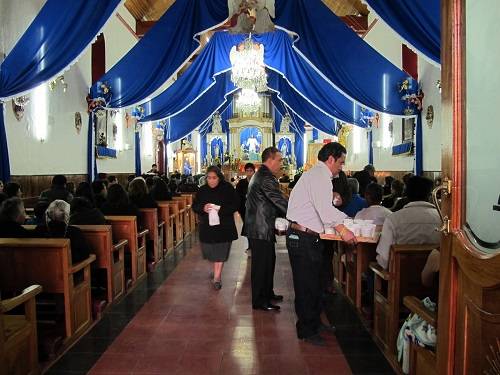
[[124, 0, 369, 22]]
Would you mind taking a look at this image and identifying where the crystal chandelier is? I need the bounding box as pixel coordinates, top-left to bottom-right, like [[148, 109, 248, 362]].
[[237, 89, 261, 115], [230, 36, 268, 92]]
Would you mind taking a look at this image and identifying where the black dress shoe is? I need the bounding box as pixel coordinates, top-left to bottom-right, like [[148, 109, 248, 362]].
[[253, 303, 281, 311], [270, 294, 284, 302], [301, 334, 326, 346]]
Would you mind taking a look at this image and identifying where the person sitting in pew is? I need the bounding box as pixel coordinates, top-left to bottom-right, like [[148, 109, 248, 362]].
[[421, 249, 440, 289], [75, 181, 96, 207], [178, 176, 199, 193], [4, 182, 22, 198], [34, 200, 90, 264], [382, 179, 404, 209], [355, 183, 392, 226], [69, 197, 106, 225], [100, 184, 140, 217], [150, 177, 172, 201], [128, 177, 158, 209], [391, 173, 414, 212], [376, 176, 441, 270], [342, 178, 368, 218], [92, 180, 107, 209], [0, 197, 35, 238], [39, 175, 73, 203]]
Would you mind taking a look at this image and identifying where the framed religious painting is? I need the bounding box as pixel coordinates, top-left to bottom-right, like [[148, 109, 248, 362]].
[[401, 117, 415, 143]]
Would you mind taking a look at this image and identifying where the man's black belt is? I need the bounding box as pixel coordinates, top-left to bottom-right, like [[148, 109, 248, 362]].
[[289, 222, 320, 237]]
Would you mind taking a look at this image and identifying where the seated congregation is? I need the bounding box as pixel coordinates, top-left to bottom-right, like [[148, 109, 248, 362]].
[[0, 171, 197, 371]]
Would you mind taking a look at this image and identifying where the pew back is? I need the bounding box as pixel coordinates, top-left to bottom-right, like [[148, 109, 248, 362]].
[[0, 239, 95, 341], [139, 208, 164, 264], [105, 216, 147, 285], [157, 202, 174, 252], [75, 225, 126, 303]]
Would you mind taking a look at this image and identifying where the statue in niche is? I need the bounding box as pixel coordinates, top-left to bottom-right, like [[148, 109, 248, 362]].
[[183, 158, 192, 176], [212, 112, 223, 133], [280, 140, 288, 156], [280, 114, 291, 133], [246, 135, 259, 154], [228, 0, 275, 34]]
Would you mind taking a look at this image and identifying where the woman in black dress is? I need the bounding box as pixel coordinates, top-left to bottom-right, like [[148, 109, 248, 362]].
[[192, 166, 239, 290]]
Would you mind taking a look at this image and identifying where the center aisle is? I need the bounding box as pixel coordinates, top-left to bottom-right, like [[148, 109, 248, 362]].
[[88, 230, 353, 375]]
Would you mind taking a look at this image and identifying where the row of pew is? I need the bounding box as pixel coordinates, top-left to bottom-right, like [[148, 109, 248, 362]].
[[0, 194, 196, 375], [333, 241, 438, 375]]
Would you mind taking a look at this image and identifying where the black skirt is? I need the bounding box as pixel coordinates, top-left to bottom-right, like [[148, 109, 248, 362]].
[[201, 242, 232, 262]]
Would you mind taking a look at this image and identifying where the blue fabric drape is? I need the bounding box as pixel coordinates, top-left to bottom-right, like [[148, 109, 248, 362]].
[[165, 73, 236, 143], [87, 114, 97, 182], [368, 130, 374, 165], [312, 128, 319, 141], [0, 0, 121, 100], [365, 0, 440, 65], [91, 0, 228, 108], [135, 130, 141, 176], [414, 114, 423, 175], [0, 104, 10, 183], [273, 0, 411, 114]]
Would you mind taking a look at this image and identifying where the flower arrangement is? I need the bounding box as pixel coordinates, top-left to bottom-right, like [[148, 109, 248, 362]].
[[399, 78, 424, 115]]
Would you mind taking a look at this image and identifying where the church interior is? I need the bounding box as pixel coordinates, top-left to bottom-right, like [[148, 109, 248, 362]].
[[0, 0, 499, 374]]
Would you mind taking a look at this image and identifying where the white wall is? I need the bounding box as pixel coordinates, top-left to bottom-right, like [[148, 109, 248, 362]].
[[1, 1, 140, 176]]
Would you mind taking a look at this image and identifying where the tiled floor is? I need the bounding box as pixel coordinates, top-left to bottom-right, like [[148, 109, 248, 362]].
[[47, 230, 394, 375]]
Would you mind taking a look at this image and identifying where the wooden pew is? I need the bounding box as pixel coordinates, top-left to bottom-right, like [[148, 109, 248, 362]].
[[181, 194, 195, 233], [75, 225, 127, 304], [105, 216, 148, 287], [0, 285, 42, 375], [369, 244, 437, 366], [166, 201, 183, 246], [139, 208, 165, 265], [0, 239, 96, 342], [173, 196, 190, 237], [157, 202, 174, 253], [343, 242, 378, 311]]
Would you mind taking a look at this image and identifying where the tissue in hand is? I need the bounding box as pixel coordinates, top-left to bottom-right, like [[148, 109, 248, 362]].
[[208, 204, 221, 226]]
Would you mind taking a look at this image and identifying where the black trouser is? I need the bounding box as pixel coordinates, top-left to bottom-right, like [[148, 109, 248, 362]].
[[320, 240, 335, 292], [286, 228, 324, 339], [249, 238, 276, 307]]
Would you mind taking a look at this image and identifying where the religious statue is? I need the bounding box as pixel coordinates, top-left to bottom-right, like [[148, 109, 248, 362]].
[[246, 135, 259, 154], [212, 112, 223, 133], [280, 114, 291, 133], [228, 0, 275, 34], [214, 143, 220, 159], [183, 158, 192, 176], [280, 140, 288, 156]]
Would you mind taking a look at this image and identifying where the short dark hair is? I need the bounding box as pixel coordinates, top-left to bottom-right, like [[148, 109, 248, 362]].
[[206, 165, 225, 182], [262, 147, 280, 163], [52, 175, 67, 187], [406, 176, 434, 202], [107, 175, 117, 183], [0, 197, 24, 221], [391, 180, 405, 195], [4, 182, 21, 198], [363, 164, 375, 173], [91, 180, 106, 195], [364, 183, 384, 204], [244, 163, 256, 171], [318, 142, 347, 162], [152, 164, 158, 167]]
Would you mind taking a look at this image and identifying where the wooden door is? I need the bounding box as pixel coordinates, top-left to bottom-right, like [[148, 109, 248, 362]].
[[438, 1, 500, 374]]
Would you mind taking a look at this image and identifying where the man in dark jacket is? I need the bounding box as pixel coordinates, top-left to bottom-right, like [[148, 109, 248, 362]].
[[0, 197, 34, 238], [244, 147, 288, 311], [39, 175, 73, 203]]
